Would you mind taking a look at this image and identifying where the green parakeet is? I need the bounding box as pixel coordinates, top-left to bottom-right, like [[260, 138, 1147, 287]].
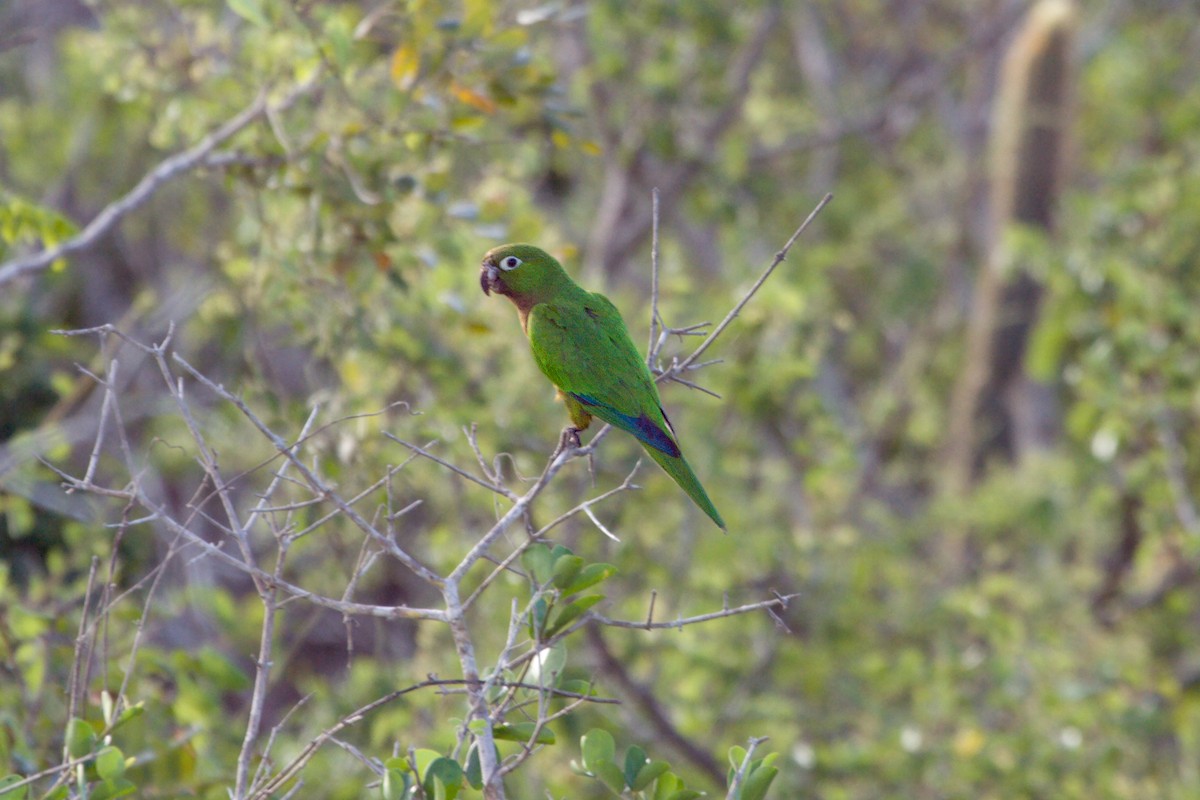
[[480, 243, 726, 531]]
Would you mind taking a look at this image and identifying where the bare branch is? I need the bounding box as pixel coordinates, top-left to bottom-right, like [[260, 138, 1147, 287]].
[[172, 353, 443, 586], [0, 75, 321, 286]]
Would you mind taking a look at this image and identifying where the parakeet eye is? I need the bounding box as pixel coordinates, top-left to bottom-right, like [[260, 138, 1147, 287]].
[[499, 256, 522, 271]]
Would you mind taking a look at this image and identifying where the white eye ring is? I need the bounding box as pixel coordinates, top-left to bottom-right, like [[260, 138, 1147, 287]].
[[499, 255, 522, 271]]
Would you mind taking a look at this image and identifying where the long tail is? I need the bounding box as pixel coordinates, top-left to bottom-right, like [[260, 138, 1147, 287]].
[[644, 444, 727, 531]]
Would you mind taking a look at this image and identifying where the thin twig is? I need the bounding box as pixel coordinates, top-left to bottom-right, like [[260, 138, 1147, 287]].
[[647, 187, 663, 364], [593, 594, 794, 630], [532, 462, 641, 539], [675, 192, 832, 372], [173, 353, 443, 586], [386, 434, 512, 497], [235, 408, 319, 799]]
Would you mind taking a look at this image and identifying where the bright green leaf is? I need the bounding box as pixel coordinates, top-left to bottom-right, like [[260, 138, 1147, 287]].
[[412, 749, 442, 781], [581, 729, 615, 773], [529, 596, 549, 638], [381, 767, 411, 800], [493, 722, 555, 744], [593, 759, 627, 794], [623, 745, 647, 788], [545, 594, 604, 637], [0, 775, 29, 799], [739, 765, 778, 800], [633, 760, 671, 791], [464, 746, 482, 789], [562, 563, 616, 595], [95, 746, 126, 782], [65, 718, 96, 759], [422, 757, 462, 800], [654, 773, 682, 800], [522, 544, 554, 585], [550, 554, 584, 589]]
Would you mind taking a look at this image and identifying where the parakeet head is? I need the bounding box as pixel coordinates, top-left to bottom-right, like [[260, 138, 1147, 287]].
[[480, 243, 570, 302]]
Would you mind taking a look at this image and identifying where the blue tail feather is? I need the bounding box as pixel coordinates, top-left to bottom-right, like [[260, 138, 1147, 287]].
[[570, 392, 680, 457]]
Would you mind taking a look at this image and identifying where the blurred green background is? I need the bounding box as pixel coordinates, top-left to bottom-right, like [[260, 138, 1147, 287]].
[[2, 0, 1199, 797]]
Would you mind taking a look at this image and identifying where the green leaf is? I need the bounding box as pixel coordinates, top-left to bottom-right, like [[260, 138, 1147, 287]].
[[551, 555, 584, 589], [464, 746, 482, 789], [381, 767, 411, 800], [562, 563, 616, 595], [227, 0, 269, 27], [623, 745, 647, 789], [728, 745, 747, 770], [95, 746, 126, 782], [581, 729, 615, 772], [422, 757, 462, 800], [654, 773, 682, 800], [492, 722, 555, 744], [412, 749, 443, 780], [522, 544, 554, 585], [665, 791, 704, 800], [529, 596, 549, 638], [739, 765, 778, 800], [0, 775, 29, 799], [544, 594, 605, 637], [592, 759, 627, 794], [383, 756, 411, 773], [65, 718, 96, 759], [633, 760, 671, 791]]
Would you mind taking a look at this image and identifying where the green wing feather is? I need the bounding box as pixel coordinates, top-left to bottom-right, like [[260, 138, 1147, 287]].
[[528, 292, 726, 530]]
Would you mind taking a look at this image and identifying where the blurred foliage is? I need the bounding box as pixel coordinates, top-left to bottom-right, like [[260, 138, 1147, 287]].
[[1, 0, 1199, 798]]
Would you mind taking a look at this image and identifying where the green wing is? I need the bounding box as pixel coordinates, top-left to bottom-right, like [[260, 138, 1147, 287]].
[[528, 292, 679, 457]]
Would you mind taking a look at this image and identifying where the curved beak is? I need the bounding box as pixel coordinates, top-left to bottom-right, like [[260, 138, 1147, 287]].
[[480, 260, 501, 296]]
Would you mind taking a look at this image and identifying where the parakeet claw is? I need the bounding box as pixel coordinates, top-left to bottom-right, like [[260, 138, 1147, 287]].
[[549, 426, 584, 462], [561, 426, 583, 452]]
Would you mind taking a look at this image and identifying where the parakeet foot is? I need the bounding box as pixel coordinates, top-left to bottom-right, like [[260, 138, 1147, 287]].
[[551, 426, 584, 461], [561, 426, 583, 451]]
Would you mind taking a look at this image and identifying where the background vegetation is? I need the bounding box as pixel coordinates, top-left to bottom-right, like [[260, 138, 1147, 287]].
[[1, 0, 1198, 797]]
